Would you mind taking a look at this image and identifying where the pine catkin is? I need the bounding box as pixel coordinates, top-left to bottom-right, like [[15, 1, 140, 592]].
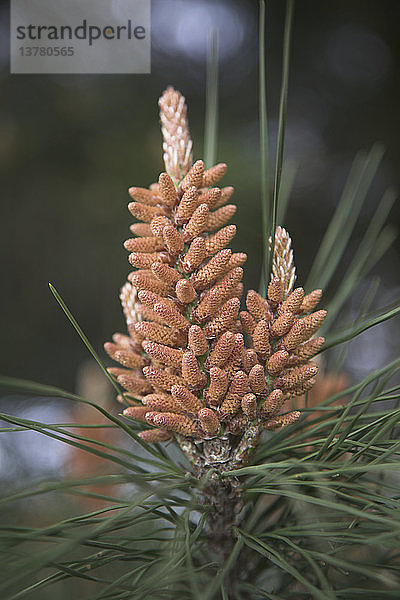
[[264, 411, 301, 430], [283, 310, 327, 350], [206, 367, 228, 405], [249, 364, 267, 394], [203, 298, 240, 338], [180, 159, 205, 191], [175, 279, 197, 304], [130, 223, 153, 237], [129, 201, 166, 223], [206, 205, 237, 231], [188, 325, 208, 356], [175, 186, 199, 224], [139, 429, 173, 442], [209, 331, 236, 367], [128, 187, 158, 205], [162, 224, 184, 255], [105, 87, 328, 447], [142, 341, 184, 368], [158, 172, 177, 207], [198, 408, 220, 435], [202, 162, 227, 187], [151, 262, 182, 286], [124, 237, 165, 253], [151, 215, 171, 237], [192, 249, 232, 290], [182, 351, 207, 388], [181, 237, 206, 273], [183, 203, 209, 241], [241, 393, 257, 420], [205, 225, 236, 256], [252, 320, 271, 358], [146, 411, 198, 436], [171, 385, 204, 413], [300, 289, 322, 312]]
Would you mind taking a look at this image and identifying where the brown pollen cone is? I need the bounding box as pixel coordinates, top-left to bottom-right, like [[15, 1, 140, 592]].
[[198, 408, 220, 435], [188, 325, 208, 356], [105, 87, 327, 454]]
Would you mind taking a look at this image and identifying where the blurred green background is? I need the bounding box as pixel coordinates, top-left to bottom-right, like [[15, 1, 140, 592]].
[[1, 0, 399, 392]]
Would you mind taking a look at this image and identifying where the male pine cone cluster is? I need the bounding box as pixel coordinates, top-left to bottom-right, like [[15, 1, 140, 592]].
[[105, 87, 326, 445]]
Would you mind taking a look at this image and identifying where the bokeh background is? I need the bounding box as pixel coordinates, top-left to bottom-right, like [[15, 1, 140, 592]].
[[1, 0, 399, 485]]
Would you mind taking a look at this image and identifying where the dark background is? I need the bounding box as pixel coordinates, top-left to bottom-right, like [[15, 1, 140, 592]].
[[1, 0, 399, 393]]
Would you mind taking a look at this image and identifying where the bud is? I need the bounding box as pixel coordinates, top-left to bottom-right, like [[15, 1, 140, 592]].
[[198, 408, 220, 435], [264, 411, 301, 430], [206, 367, 228, 405], [207, 204, 237, 231], [252, 320, 271, 358], [260, 389, 286, 418], [139, 429, 173, 443], [159, 172, 178, 207], [182, 351, 207, 388], [162, 224, 184, 255], [249, 364, 267, 394], [188, 325, 208, 356], [267, 350, 289, 376], [284, 310, 327, 351], [146, 411, 197, 436], [183, 203, 209, 241], [241, 393, 257, 419], [270, 311, 296, 337], [267, 277, 284, 304], [202, 162, 227, 187], [175, 279, 197, 304], [246, 290, 269, 322], [281, 287, 304, 313], [181, 237, 206, 273], [171, 384, 204, 413], [209, 331, 235, 367]]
